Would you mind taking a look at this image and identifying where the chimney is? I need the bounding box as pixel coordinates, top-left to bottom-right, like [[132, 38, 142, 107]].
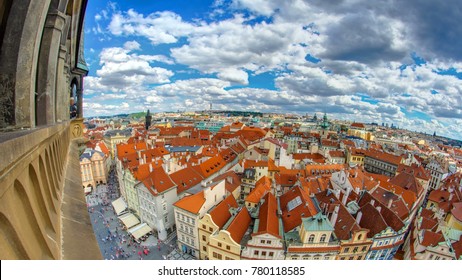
[[388, 199, 393, 209], [376, 206, 382, 212], [356, 211, 363, 224], [449, 193, 454, 201], [149, 163, 153, 173], [342, 188, 350, 205], [143, 153, 147, 165], [371, 199, 375, 207], [330, 205, 340, 227]]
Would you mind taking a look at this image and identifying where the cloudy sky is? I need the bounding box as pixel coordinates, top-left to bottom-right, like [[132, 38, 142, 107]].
[[83, 0, 462, 140]]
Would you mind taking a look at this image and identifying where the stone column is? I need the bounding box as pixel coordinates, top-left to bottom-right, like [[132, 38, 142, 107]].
[[56, 45, 68, 123], [77, 77, 84, 118], [36, 10, 66, 126]]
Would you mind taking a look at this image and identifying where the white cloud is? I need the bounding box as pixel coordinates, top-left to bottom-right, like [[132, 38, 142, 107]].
[[217, 69, 249, 85]]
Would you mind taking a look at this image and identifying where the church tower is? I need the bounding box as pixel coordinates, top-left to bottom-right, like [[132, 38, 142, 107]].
[[145, 109, 152, 130]]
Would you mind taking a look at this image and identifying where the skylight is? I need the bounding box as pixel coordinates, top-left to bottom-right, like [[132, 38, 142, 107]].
[[287, 196, 303, 212]]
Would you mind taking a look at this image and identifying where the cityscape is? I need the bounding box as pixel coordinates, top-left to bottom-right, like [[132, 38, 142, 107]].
[[80, 110, 462, 260], [1, 0, 462, 265]]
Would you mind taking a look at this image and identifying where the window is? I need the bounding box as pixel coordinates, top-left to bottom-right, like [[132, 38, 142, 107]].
[[362, 246, 367, 252], [269, 252, 274, 257], [209, 227, 213, 232], [349, 256, 354, 260], [226, 245, 231, 250], [266, 240, 271, 244], [260, 240, 265, 244], [254, 251, 259, 256], [261, 251, 266, 256], [218, 242, 222, 247], [164, 216, 168, 223], [357, 256, 362, 260], [344, 247, 350, 253], [320, 234, 327, 243], [202, 225, 206, 229], [202, 235, 206, 241], [308, 234, 315, 243], [203, 246, 207, 252]]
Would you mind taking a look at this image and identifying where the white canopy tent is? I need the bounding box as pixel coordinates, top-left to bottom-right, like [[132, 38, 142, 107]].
[[118, 213, 140, 229], [111, 197, 127, 216], [128, 223, 152, 240]]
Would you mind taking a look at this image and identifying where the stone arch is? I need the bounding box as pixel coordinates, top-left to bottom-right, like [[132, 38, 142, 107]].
[[39, 154, 58, 207], [13, 179, 54, 259], [29, 163, 57, 236], [0, 212, 29, 259]]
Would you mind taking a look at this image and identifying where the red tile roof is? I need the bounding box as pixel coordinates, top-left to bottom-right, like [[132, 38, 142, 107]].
[[350, 122, 365, 129], [397, 164, 431, 181], [365, 149, 403, 166], [193, 154, 226, 178], [418, 216, 438, 231], [169, 167, 204, 195], [140, 167, 176, 196], [254, 192, 280, 238], [357, 203, 388, 237], [452, 238, 462, 259], [246, 176, 272, 204], [329, 150, 345, 158], [209, 195, 238, 229], [321, 139, 340, 148], [420, 230, 444, 247], [130, 162, 163, 181], [300, 177, 331, 195], [170, 137, 203, 147], [211, 171, 241, 192], [293, 153, 326, 163], [227, 207, 252, 243], [389, 172, 424, 197], [315, 190, 360, 240], [174, 191, 206, 214], [451, 202, 462, 222], [370, 186, 410, 220], [280, 186, 318, 232]]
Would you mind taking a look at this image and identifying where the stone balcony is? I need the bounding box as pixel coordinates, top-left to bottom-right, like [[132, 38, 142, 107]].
[[0, 120, 101, 259]]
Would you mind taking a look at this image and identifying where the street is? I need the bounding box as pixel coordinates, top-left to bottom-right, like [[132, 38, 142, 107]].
[[86, 165, 194, 260]]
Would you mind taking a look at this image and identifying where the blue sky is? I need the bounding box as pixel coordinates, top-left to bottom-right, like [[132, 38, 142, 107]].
[[83, 0, 462, 140]]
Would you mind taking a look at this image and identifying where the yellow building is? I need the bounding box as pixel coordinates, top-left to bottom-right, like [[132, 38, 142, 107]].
[[198, 195, 238, 259], [347, 148, 366, 166], [104, 131, 131, 159], [80, 148, 109, 188], [446, 203, 462, 231], [208, 206, 252, 260], [337, 229, 372, 260]]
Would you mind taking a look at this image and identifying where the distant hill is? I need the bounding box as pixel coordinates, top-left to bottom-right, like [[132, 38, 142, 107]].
[[129, 112, 146, 119]]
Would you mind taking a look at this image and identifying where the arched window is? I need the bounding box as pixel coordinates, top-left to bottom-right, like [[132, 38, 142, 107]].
[[308, 234, 315, 243], [70, 82, 78, 119], [320, 234, 327, 243], [357, 234, 363, 240]]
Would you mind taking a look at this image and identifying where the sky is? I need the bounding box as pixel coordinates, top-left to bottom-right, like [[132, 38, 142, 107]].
[[83, 0, 462, 140]]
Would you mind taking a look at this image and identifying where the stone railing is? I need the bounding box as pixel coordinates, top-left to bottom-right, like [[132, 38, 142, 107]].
[[0, 122, 101, 259]]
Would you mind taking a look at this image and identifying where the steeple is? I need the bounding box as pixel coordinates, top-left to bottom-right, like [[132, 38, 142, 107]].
[[321, 113, 329, 130], [145, 109, 152, 130]]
